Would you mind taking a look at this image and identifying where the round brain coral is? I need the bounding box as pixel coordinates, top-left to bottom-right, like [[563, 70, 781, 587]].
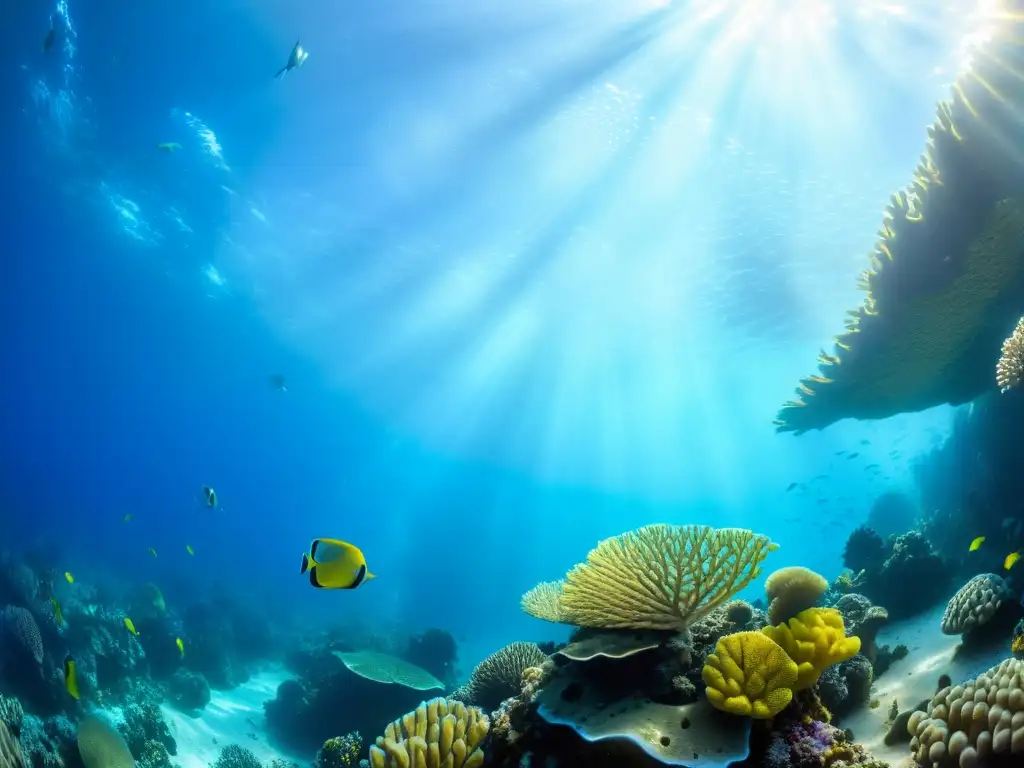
[[464, 642, 547, 711], [765, 566, 829, 626], [77, 716, 136, 768], [0, 606, 43, 666], [941, 573, 1013, 636], [908, 657, 1024, 767], [702, 630, 798, 719]]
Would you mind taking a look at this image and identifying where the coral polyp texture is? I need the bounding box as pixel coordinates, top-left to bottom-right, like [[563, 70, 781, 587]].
[[941, 573, 1014, 636], [368, 697, 488, 768], [702, 630, 797, 718], [558, 524, 777, 631], [761, 607, 860, 691], [997, 317, 1024, 392], [0, 606, 43, 665], [462, 642, 547, 712], [774, 1, 1024, 433], [764, 566, 829, 626], [519, 581, 568, 623], [77, 716, 137, 768], [908, 657, 1024, 766]]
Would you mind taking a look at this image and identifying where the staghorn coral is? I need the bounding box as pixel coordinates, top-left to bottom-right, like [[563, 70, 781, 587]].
[[559, 524, 777, 631], [314, 733, 362, 768], [774, 0, 1024, 436], [461, 642, 547, 712], [77, 716, 135, 768], [940, 573, 1013, 635], [368, 697, 487, 768], [702, 630, 798, 718], [519, 581, 568, 623], [765, 566, 829, 626], [763, 607, 861, 691], [907, 657, 1024, 766], [997, 317, 1024, 392]]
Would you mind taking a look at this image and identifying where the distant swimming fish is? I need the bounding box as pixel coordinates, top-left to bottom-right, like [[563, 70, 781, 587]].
[[864, 464, 880, 471], [969, 536, 985, 552], [275, 39, 309, 79], [124, 617, 139, 636], [847, 452, 860, 459], [860, 439, 871, 446], [300, 538, 375, 590], [186, 545, 195, 556], [43, 19, 56, 53], [124, 513, 134, 523], [268, 374, 287, 392], [157, 142, 182, 153], [176, 637, 185, 658], [1005, 551, 1021, 571], [64, 572, 74, 584], [148, 547, 158, 559], [203, 486, 218, 508], [50, 596, 64, 627], [785, 482, 798, 492], [63, 655, 79, 700]]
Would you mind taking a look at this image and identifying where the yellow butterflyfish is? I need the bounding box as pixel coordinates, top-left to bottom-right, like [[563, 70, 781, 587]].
[[1005, 552, 1021, 571], [300, 538, 375, 590], [50, 596, 64, 626], [186, 545, 195, 556], [64, 655, 80, 700], [124, 617, 139, 636], [969, 536, 985, 552], [176, 637, 185, 658], [64, 572, 74, 584]]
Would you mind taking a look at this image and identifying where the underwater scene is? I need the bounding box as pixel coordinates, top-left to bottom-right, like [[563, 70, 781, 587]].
[[9, 0, 1024, 767]]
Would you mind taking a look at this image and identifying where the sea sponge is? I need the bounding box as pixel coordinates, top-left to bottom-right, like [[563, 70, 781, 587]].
[[940, 573, 1013, 635], [702, 630, 798, 718], [77, 716, 136, 768], [762, 607, 861, 691], [907, 657, 1024, 766], [368, 697, 487, 768], [765, 566, 829, 625], [0, 606, 43, 665], [559, 524, 778, 631], [519, 581, 568, 623], [998, 317, 1024, 392], [462, 642, 547, 711]]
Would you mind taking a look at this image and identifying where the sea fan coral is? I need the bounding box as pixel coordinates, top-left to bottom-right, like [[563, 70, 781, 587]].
[[559, 524, 777, 631], [463, 642, 547, 712], [997, 317, 1024, 392]]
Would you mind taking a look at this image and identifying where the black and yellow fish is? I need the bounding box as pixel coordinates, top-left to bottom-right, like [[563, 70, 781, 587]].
[[64, 654, 80, 700], [300, 538, 375, 590], [202, 486, 217, 508], [50, 596, 64, 627]]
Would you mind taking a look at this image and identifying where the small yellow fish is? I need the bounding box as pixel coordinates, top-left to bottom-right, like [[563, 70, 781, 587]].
[[176, 637, 185, 658], [124, 514, 134, 523], [1006, 551, 1021, 571], [50, 596, 64, 626], [124, 617, 139, 636], [300, 538, 375, 590], [1013, 633, 1024, 654], [64, 572, 74, 584], [63, 655, 80, 700], [186, 545, 195, 556], [148, 547, 158, 559], [969, 536, 985, 552]]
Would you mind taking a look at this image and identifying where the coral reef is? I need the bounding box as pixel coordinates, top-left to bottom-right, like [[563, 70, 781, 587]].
[[817, 654, 874, 720], [117, 700, 177, 768], [762, 608, 861, 690], [941, 573, 1014, 636], [765, 566, 829, 626], [774, 0, 1024, 433], [314, 733, 361, 768], [167, 668, 210, 712], [843, 527, 887, 575], [702, 630, 798, 717], [368, 698, 487, 768], [212, 746, 262, 768], [835, 593, 889, 665], [77, 716, 135, 768], [0, 722, 23, 768]]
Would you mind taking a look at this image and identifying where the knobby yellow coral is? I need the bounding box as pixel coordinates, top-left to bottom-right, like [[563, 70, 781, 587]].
[[702, 631, 798, 719], [762, 607, 861, 691], [997, 316, 1024, 392], [559, 524, 778, 631], [368, 697, 488, 768]]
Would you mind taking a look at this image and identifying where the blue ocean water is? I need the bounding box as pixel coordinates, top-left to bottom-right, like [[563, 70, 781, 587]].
[[0, 0, 990, 689]]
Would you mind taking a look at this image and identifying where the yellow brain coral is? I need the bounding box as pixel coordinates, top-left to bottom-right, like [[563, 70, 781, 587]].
[[762, 607, 861, 690], [702, 631, 798, 719], [368, 697, 488, 768], [559, 524, 778, 631]]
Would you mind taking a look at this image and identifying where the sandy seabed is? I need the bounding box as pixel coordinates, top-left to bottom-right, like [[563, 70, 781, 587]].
[[161, 668, 305, 768], [844, 603, 1009, 768]]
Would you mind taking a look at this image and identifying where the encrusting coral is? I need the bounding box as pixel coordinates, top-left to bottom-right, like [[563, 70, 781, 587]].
[[557, 524, 778, 631], [907, 657, 1024, 766], [765, 566, 829, 626], [997, 317, 1024, 392], [702, 630, 798, 718], [368, 697, 488, 768], [940, 573, 1013, 636], [762, 607, 861, 691]]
